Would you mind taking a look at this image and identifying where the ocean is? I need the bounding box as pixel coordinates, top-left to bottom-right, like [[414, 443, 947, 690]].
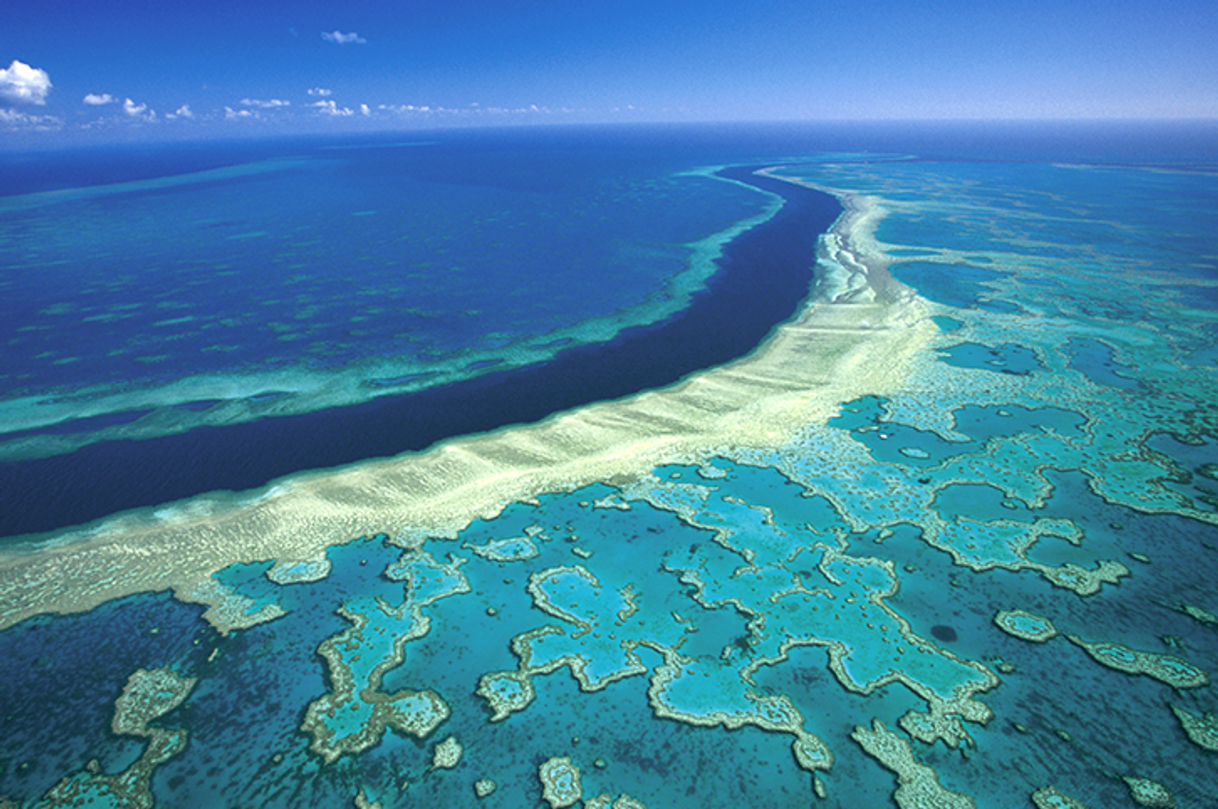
[[1, 121, 1216, 808]]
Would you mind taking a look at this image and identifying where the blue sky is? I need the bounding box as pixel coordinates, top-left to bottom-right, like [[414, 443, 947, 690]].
[[2, 0, 1217, 141]]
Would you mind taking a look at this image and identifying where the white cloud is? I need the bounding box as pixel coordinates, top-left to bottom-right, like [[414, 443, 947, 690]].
[[122, 98, 155, 120], [375, 102, 563, 119], [360, 103, 370, 116], [321, 30, 366, 44], [166, 104, 193, 120], [224, 106, 255, 120], [307, 87, 332, 97], [240, 98, 290, 108], [380, 104, 432, 114], [311, 99, 354, 116], [0, 107, 61, 129], [0, 60, 52, 105], [83, 93, 115, 105]]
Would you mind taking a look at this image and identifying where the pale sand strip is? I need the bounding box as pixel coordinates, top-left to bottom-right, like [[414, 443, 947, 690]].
[[0, 178, 934, 631]]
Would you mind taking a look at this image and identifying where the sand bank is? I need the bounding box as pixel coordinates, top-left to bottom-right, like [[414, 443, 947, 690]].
[[0, 174, 934, 631]]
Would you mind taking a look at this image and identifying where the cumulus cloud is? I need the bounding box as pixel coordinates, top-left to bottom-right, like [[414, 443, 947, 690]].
[[240, 98, 290, 108], [83, 92, 115, 105], [321, 30, 366, 44], [0, 60, 52, 105], [311, 99, 354, 116], [122, 98, 155, 120], [166, 104, 193, 120], [224, 106, 255, 120], [307, 87, 332, 97], [360, 103, 370, 116]]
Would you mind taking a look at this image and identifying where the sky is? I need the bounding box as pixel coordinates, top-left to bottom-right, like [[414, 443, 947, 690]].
[[2, 0, 1217, 143]]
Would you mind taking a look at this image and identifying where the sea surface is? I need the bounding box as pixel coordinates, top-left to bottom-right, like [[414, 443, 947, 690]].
[[1, 122, 1217, 808]]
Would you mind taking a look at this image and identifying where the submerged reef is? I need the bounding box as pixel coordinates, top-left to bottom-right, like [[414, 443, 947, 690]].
[[850, 719, 975, 809], [1170, 704, 1218, 752], [1032, 785, 1087, 809], [538, 756, 582, 808], [994, 609, 1058, 643], [37, 668, 196, 809], [300, 549, 467, 763], [1066, 634, 1208, 689], [2, 150, 1218, 807]]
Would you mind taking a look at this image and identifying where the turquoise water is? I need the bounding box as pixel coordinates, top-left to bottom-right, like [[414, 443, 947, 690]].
[[0, 134, 771, 448], [2, 125, 1218, 807]]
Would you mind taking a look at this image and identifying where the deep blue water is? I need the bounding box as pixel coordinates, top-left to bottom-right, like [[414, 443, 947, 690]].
[[0, 154, 837, 538], [2, 138, 764, 393]]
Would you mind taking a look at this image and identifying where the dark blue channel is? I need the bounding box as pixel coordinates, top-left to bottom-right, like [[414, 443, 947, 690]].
[[0, 167, 839, 540]]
